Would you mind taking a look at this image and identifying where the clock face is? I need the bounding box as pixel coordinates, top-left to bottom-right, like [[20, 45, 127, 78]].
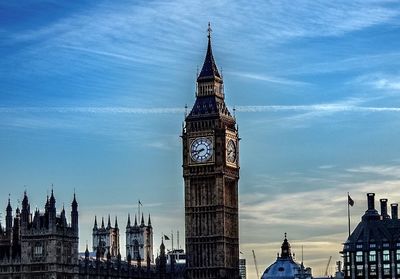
[[190, 137, 213, 163], [226, 139, 237, 163]]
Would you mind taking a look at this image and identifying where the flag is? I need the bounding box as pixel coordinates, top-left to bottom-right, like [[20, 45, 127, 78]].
[[348, 194, 354, 207], [164, 235, 170, 240]]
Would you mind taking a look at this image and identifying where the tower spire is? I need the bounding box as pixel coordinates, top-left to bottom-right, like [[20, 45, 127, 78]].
[[197, 22, 221, 82]]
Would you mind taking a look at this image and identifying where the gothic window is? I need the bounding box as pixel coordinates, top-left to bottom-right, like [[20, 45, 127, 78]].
[[369, 264, 377, 276], [396, 249, 400, 261], [356, 251, 363, 262], [383, 263, 391, 275], [397, 263, 400, 275], [383, 250, 390, 261], [356, 264, 363, 276], [369, 251, 376, 262], [369, 243, 376, 248], [33, 242, 43, 257]]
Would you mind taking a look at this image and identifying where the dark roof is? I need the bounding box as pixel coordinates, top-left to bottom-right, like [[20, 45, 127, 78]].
[[187, 95, 232, 120], [197, 36, 221, 82]]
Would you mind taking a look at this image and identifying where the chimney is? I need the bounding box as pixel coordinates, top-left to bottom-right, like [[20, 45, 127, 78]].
[[380, 199, 390, 219], [367, 193, 375, 211], [391, 203, 398, 220]]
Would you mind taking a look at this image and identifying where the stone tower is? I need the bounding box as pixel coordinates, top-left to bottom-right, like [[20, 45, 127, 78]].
[[126, 213, 153, 263], [92, 215, 120, 258], [182, 24, 240, 279]]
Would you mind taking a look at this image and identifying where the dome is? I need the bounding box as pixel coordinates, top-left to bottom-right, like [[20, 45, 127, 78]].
[[261, 258, 302, 279], [261, 234, 312, 279]]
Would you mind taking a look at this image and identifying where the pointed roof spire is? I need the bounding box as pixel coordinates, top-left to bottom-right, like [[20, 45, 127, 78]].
[[94, 216, 98, 229], [115, 216, 118, 228], [148, 214, 152, 227], [101, 217, 105, 228], [107, 214, 111, 229], [85, 243, 90, 259], [72, 190, 78, 209], [49, 185, 56, 206], [141, 213, 145, 226], [197, 22, 221, 82], [127, 214, 131, 228], [134, 214, 138, 227], [6, 194, 12, 212]]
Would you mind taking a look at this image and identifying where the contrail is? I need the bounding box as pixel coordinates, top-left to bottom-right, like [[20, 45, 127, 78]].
[[0, 105, 400, 114]]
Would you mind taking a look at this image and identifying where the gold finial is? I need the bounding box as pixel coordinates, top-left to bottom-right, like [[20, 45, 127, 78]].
[[207, 22, 212, 39]]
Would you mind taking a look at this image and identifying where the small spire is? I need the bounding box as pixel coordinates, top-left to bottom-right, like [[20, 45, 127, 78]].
[[115, 216, 118, 228], [85, 243, 89, 258], [107, 214, 111, 229], [134, 214, 138, 227], [207, 22, 212, 39], [141, 213, 145, 226], [101, 217, 105, 228], [148, 214, 152, 227], [94, 216, 98, 229], [127, 214, 131, 228], [197, 22, 221, 82], [6, 194, 12, 212]]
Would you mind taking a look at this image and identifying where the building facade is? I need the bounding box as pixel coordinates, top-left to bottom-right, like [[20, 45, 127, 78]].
[[182, 24, 240, 279], [0, 190, 79, 279], [342, 193, 400, 279]]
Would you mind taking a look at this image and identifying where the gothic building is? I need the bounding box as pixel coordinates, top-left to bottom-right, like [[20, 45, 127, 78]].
[[0, 190, 79, 279], [125, 213, 153, 264], [342, 193, 400, 279], [92, 215, 120, 259], [182, 24, 240, 278]]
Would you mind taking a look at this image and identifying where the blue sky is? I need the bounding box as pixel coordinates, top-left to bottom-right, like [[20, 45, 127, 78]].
[[1, 0, 400, 277]]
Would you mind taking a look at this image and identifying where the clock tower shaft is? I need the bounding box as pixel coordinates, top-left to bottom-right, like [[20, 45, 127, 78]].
[[182, 25, 240, 279]]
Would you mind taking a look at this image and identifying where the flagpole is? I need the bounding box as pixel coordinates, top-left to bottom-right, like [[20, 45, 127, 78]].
[[347, 192, 351, 238]]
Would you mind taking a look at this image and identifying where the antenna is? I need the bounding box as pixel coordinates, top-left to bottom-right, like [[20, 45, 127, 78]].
[[233, 106, 236, 119]]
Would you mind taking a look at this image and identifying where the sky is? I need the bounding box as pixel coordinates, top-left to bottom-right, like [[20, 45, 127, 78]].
[[1, 0, 400, 277]]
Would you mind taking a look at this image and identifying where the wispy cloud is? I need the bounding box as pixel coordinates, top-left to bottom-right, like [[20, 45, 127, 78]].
[[353, 73, 400, 91], [228, 71, 311, 86]]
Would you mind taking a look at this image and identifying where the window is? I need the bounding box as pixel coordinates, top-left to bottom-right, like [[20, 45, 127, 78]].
[[369, 243, 376, 248], [383, 250, 390, 261], [383, 264, 390, 275], [383, 243, 390, 248], [356, 244, 363, 249], [397, 250, 400, 261], [369, 251, 376, 262], [33, 243, 43, 257], [397, 264, 400, 275], [356, 251, 363, 262], [370, 264, 377, 276], [356, 265, 363, 276]]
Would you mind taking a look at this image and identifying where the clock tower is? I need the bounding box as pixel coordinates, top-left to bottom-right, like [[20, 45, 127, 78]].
[[182, 24, 240, 279]]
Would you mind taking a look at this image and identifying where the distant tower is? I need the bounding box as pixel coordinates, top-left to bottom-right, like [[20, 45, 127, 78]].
[[71, 192, 78, 235], [126, 213, 153, 263], [182, 23, 240, 278], [92, 215, 120, 258]]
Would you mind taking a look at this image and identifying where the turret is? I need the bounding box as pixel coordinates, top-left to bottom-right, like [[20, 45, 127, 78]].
[[93, 216, 98, 230], [107, 215, 111, 229], [60, 205, 67, 227], [126, 214, 131, 228], [48, 188, 56, 228], [21, 191, 30, 228], [71, 192, 78, 233], [148, 214, 152, 228], [5, 196, 13, 234], [140, 213, 145, 227], [134, 215, 138, 227], [280, 233, 292, 259]]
